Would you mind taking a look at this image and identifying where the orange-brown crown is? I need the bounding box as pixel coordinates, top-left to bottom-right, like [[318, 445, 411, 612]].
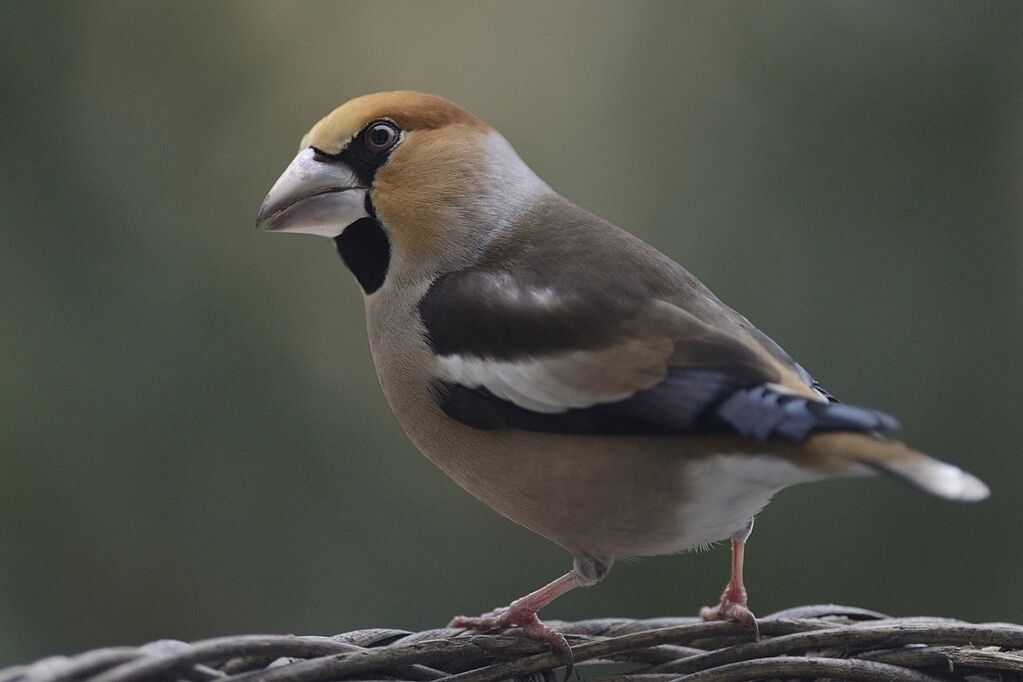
[[300, 91, 488, 154]]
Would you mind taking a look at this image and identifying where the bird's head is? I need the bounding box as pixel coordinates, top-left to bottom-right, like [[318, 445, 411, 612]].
[[257, 91, 548, 293]]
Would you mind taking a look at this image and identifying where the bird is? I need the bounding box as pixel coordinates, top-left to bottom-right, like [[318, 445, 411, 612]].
[[255, 90, 989, 655]]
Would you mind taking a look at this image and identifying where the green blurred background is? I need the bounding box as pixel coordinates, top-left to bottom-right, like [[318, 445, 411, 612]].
[[1, 0, 1021, 667]]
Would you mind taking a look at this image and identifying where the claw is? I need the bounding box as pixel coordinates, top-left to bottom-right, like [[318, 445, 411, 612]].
[[700, 600, 760, 640], [449, 603, 575, 674], [448, 571, 582, 673]]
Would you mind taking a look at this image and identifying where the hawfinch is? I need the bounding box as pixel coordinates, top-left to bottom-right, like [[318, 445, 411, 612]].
[[256, 91, 988, 653]]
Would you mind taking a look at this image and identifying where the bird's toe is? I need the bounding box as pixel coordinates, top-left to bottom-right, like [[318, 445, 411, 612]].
[[700, 600, 760, 640]]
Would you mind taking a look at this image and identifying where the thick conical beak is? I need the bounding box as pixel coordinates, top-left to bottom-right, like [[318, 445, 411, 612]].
[[256, 148, 369, 238]]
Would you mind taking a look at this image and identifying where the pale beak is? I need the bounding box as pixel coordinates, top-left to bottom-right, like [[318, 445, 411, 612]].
[[256, 147, 369, 238]]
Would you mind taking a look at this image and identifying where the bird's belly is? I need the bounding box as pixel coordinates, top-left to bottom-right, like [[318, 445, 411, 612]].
[[645, 453, 824, 553], [394, 394, 821, 558]]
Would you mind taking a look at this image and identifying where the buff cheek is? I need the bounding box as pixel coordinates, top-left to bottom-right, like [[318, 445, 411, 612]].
[[371, 129, 489, 261]]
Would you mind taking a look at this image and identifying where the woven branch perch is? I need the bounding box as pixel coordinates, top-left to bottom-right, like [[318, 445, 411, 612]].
[[3, 605, 1022, 682]]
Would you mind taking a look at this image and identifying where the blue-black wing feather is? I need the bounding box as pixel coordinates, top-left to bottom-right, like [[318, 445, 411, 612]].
[[434, 368, 897, 442]]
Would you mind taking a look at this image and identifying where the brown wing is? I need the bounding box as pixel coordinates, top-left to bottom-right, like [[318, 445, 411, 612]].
[[422, 194, 896, 438]]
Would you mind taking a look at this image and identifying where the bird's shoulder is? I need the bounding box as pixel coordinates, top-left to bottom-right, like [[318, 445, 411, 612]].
[[420, 194, 782, 372]]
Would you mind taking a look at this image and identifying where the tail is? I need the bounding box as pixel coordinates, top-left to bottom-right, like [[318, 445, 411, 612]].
[[806, 432, 990, 502]]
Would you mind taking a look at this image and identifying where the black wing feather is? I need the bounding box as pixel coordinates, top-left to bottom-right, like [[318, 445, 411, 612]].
[[435, 367, 898, 442]]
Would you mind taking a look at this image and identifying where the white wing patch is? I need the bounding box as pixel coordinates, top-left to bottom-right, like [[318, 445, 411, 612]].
[[429, 300, 752, 415], [435, 354, 639, 413]]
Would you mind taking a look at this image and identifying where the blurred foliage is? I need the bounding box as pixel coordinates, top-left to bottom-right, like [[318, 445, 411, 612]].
[[0, 0, 1021, 667]]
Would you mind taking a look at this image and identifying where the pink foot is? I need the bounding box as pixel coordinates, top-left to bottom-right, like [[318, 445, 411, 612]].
[[700, 600, 759, 634], [449, 603, 573, 663], [449, 572, 581, 665], [700, 534, 760, 639], [700, 588, 760, 640]]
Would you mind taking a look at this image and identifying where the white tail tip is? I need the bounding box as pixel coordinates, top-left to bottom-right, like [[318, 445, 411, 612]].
[[880, 458, 990, 502]]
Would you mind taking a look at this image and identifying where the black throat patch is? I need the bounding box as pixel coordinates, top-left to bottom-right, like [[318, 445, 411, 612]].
[[334, 217, 390, 294]]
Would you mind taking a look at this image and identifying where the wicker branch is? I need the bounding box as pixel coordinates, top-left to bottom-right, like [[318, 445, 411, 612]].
[[3, 605, 1021, 682]]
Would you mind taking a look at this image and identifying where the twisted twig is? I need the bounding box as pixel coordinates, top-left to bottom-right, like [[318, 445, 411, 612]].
[[2, 605, 1020, 682]]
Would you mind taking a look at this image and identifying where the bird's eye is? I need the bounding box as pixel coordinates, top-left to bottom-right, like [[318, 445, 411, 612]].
[[365, 121, 400, 151]]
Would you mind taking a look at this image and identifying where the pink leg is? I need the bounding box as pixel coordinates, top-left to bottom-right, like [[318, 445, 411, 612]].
[[449, 571, 582, 659], [700, 533, 760, 639]]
